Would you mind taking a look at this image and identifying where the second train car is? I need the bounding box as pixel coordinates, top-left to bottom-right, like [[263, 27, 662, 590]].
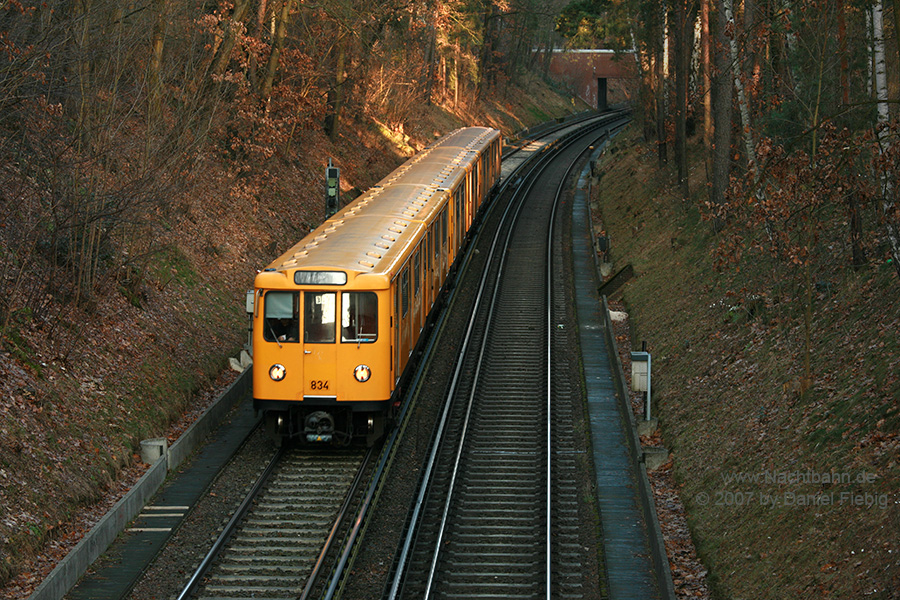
[[250, 127, 502, 444]]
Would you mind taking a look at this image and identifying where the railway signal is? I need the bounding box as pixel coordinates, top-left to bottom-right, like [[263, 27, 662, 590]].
[[326, 158, 340, 217]]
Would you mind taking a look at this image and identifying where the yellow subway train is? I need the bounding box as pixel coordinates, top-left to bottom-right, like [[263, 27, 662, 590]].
[[250, 127, 502, 444]]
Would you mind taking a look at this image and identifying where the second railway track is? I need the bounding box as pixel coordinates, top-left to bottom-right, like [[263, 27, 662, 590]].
[[385, 122, 622, 599]]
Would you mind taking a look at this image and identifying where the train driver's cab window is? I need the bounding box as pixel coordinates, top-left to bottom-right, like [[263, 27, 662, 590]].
[[263, 291, 299, 343], [304, 292, 336, 343], [341, 292, 378, 343]]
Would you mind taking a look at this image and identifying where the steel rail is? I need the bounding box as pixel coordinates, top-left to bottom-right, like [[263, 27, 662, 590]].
[[176, 445, 286, 600], [543, 128, 613, 599], [418, 124, 605, 600], [298, 445, 375, 600]]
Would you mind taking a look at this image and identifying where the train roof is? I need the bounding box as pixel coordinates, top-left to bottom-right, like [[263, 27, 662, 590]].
[[257, 127, 499, 287]]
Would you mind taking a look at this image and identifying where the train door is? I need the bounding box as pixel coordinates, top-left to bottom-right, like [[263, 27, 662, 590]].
[[472, 161, 480, 219], [336, 290, 380, 402], [493, 139, 500, 183], [462, 177, 473, 231], [393, 281, 401, 385], [302, 290, 337, 399], [454, 187, 464, 255], [398, 265, 411, 373], [427, 230, 435, 308], [258, 290, 302, 401], [466, 166, 478, 229], [413, 246, 423, 333], [441, 208, 449, 277], [432, 224, 440, 303]]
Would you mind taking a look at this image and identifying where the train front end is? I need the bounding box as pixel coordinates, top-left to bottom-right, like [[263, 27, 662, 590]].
[[251, 268, 392, 445]]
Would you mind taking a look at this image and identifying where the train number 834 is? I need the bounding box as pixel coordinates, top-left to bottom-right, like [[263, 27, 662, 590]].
[[309, 380, 329, 391]]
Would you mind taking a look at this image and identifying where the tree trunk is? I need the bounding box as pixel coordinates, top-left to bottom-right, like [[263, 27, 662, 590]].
[[655, 4, 667, 167], [872, 0, 900, 280], [701, 0, 712, 152], [711, 0, 733, 214], [248, 0, 270, 91], [724, 0, 756, 176], [210, 0, 253, 80], [73, 0, 93, 150], [837, 0, 849, 106], [454, 45, 460, 108], [147, 0, 168, 135], [674, 0, 690, 198], [324, 37, 347, 140], [894, 0, 900, 70], [424, 20, 437, 105], [478, 6, 497, 99], [260, 0, 291, 100]]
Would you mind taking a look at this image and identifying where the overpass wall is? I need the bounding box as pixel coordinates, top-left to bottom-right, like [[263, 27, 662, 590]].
[[547, 50, 638, 109]]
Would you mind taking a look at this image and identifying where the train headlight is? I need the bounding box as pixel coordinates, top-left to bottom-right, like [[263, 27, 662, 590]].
[[354, 364, 371, 383], [269, 364, 286, 381]]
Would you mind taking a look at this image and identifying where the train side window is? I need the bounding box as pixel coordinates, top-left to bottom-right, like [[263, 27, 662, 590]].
[[263, 291, 299, 343], [341, 292, 377, 343], [414, 249, 421, 297], [401, 268, 409, 317], [304, 291, 336, 343], [441, 210, 448, 248]]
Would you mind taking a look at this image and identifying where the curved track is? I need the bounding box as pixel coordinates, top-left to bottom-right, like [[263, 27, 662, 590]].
[[386, 123, 620, 599]]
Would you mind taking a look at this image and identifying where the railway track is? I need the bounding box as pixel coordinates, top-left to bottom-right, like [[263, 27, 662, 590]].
[[178, 447, 371, 600], [383, 123, 619, 599]]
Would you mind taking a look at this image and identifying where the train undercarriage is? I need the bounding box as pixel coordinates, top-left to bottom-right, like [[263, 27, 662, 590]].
[[259, 401, 388, 447]]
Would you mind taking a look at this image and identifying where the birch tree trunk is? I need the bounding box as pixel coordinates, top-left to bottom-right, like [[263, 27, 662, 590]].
[[723, 0, 758, 181], [871, 0, 900, 280]]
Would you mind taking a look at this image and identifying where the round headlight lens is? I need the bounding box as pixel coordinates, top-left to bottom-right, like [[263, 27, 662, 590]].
[[269, 364, 286, 381], [354, 364, 371, 383]]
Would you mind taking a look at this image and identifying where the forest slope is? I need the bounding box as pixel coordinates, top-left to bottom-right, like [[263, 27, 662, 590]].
[[594, 125, 899, 599]]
